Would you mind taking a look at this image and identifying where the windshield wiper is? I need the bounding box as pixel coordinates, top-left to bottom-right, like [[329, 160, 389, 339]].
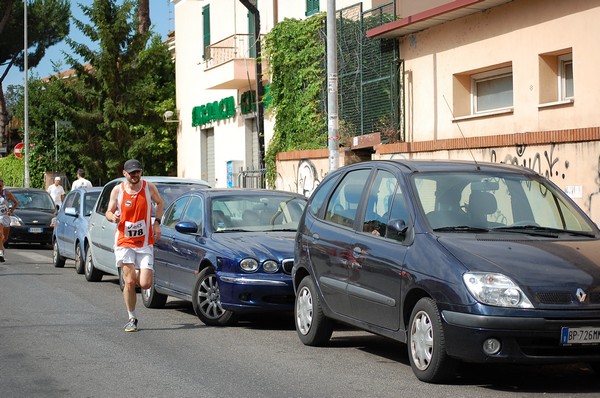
[[492, 225, 595, 238], [433, 226, 489, 233]]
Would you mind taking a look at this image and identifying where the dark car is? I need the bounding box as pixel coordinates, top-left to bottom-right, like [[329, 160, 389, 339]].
[[293, 159, 600, 383], [7, 188, 57, 246], [84, 177, 210, 284], [52, 187, 102, 273], [143, 188, 307, 326]]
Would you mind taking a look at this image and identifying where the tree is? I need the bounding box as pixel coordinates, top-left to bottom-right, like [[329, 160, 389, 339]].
[[0, 0, 70, 146], [57, 0, 177, 182]]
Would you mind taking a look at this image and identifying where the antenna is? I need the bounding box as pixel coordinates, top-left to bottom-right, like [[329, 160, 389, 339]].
[[442, 95, 480, 170]]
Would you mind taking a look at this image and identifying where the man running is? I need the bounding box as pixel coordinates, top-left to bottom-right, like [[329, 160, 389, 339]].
[[105, 159, 164, 332], [0, 179, 19, 262]]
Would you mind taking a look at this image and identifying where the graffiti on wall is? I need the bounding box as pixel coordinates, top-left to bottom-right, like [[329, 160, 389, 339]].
[[293, 160, 326, 197], [490, 144, 569, 180]]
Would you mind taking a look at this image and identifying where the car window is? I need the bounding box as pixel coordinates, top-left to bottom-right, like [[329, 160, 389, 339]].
[[362, 170, 396, 236], [13, 191, 55, 210], [414, 172, 595, 232], [325, 169, 370, 228], [307, 174, 339, 217], [63, 192, 77, 209], [71, 192, 81, 210], [181, 196, 203, 231], [211, 195, 306, 232], [84, 191, 100, 216], [163, 196, 190, 228], [96, 181, 119, 214]]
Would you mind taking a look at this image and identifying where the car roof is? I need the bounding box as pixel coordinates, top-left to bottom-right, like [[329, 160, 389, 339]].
[[6, 187, 48, 193], [342, 159, 538, 175], [69, 187, 103, 193], [187, 188, 306, 199], [104, 176, 210, 187]]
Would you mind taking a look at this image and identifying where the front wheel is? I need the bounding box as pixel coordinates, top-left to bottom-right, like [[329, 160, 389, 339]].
[[74, 244, 85, 274], [84, 248, 103, 282], [142, 282, 168, 309], [53, 240, 66, 268], [192, 267, 237, 326], [295, 277, 333, 346], [407, 298, 457, 383]]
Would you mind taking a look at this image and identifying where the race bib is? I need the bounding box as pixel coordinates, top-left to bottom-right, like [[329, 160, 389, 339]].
[[0, 206, 7, 215], [124, 220, 147, 238]]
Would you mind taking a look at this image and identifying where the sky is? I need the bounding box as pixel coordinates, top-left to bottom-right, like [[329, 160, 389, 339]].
[[4, 0, 175, 88]]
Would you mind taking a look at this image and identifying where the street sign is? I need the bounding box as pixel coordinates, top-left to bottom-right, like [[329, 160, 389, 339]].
[[14, 142, 24, 159]]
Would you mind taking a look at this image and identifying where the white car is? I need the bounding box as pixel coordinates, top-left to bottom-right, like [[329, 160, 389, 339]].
[[84, 176, 210, 287]]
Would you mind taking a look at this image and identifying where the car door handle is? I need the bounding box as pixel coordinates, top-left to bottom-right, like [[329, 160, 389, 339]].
[[313, 233, 320, 240], [353, 246, 364, 257]]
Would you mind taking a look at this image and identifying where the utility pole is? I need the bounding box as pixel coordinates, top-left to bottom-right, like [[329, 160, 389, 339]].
[[24, 0, 30, 187], [327, 0, 339, 172]]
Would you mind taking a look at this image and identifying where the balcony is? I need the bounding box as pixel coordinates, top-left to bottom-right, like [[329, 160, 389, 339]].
[[204, 34, 267, 90]]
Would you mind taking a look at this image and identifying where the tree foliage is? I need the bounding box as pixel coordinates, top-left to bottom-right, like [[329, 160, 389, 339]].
[[263, 15, 327, 187], [0, 0, 70, 146], [10, 0, 177, 186]]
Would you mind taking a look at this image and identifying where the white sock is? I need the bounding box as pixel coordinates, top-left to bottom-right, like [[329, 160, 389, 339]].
[[128, 311, 137, 320]]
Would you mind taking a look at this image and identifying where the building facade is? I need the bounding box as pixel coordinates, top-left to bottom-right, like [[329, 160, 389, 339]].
[[174, 0, 600, 224]]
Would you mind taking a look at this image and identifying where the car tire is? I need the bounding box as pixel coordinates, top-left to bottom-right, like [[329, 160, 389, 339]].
[[295, 276, 333, 346], [141, 282, 168, 309], [192, 267, 237, 326], [74, 244, 85, 274], [407, 297, 457, 383], [84, 248, 103, 282], [53, 240, 66, 268]]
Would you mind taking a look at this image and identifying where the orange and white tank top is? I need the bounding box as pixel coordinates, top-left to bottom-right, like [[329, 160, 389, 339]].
[[115, 180, 154, 248]]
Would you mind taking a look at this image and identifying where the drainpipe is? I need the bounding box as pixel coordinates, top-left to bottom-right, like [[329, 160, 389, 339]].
[[239, 0, 265, 171]]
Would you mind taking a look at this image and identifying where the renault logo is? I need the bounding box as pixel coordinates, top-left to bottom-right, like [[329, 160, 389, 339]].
[[576, 288, 587, 303]]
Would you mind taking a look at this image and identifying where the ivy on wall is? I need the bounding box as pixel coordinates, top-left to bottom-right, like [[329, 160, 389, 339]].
[[0, 154, 25, 187], [263, 14, 327, 187]]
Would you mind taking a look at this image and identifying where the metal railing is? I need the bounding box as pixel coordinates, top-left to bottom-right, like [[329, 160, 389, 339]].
[[205, 34, 260, 69], [237, 168, 266, 189]]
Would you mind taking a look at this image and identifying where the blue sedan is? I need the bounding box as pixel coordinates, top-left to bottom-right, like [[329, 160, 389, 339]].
[[143, 188, 307, 326], [53, 187, 102, 273]]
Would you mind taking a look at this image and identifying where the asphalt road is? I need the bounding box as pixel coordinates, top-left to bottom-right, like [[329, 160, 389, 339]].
[[1, 245, 599, 398]]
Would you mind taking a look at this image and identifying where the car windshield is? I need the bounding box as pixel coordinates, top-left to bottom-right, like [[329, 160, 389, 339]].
[[13, 191, 55, 211], [211, 195, 306, 232], [413, 172, 596, 235]]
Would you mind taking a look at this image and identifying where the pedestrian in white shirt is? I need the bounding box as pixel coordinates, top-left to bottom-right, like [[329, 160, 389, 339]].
[[47, 176, 65, 210], [71, 168, 92, 190]]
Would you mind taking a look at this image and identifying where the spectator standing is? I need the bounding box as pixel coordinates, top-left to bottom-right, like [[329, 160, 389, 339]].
[[47, 176, 65, 210], [71, 169, 93, 189]]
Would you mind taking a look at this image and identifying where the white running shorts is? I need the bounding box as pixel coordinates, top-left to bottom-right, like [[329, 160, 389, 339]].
[[114, 245, 154, 270]]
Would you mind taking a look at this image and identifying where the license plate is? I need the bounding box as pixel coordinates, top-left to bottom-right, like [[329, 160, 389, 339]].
[[560, 327, 600, 345], [28, 227, 43, 233]]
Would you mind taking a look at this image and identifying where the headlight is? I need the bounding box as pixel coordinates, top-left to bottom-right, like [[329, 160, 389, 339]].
[[263, 260, 279, 273], [10, 215, 22, 227], [240, 258, 259, 272], [463, 272, 533, 308]]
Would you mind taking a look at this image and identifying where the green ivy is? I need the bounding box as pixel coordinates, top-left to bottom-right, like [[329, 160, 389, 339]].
[[263, 14, 327, 187], [0, 154, 25, 187]]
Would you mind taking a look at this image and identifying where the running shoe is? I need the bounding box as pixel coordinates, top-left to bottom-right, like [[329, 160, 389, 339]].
[[0, 251, 4, 263], [124, 317, 138, 332]]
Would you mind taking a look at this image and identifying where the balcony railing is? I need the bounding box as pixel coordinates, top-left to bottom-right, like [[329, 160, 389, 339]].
[[205, 34, 260, 70]]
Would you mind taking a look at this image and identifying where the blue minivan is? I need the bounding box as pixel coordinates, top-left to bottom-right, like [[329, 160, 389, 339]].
[[293, 160, 600, 383]]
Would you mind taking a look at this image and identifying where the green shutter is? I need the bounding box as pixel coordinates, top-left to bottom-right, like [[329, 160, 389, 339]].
[[306, 0, 319, 16], [202, 5, 211, 60], [248, 7, 256, 58]]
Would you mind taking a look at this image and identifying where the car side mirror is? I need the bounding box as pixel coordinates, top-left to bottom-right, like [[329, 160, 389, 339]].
[[175, 221, 199, 234], [387, 218, 408, 241], [65, 207, 78, 217]]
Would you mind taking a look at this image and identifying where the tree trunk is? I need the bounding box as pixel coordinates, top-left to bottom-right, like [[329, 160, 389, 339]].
[[138, 0, 150, 34]]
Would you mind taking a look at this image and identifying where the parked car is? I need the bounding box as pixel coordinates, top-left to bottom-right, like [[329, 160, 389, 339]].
[[52, 187, 102, 273], [143, 188, 307, 326], [293, 159, 600, 383], [7, 188, 56, 247], [84, 176, 210, 285]]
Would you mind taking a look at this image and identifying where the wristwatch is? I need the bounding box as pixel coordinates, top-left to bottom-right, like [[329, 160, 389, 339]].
[[154, 218, 161, 225]]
